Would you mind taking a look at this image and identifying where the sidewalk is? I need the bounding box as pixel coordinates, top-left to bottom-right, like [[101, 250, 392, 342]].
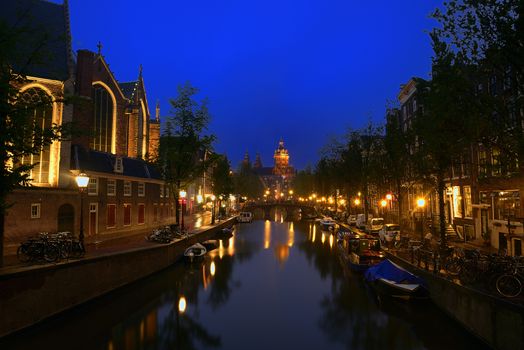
[[2, 211, 227, 268]]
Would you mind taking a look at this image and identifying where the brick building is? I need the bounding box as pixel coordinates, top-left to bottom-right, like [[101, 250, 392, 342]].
[[3, 0, 171, 252]]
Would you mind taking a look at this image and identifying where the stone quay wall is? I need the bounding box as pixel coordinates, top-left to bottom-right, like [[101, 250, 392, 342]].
[[0, 218, 236, 337], [387, 253, 524, 350]]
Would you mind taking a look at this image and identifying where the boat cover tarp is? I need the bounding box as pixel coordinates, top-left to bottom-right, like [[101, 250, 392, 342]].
[[364, 259, 425, 286]]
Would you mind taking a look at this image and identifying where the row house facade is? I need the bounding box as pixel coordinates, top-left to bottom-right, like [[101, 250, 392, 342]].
[[392, 76, 524, 256], [3, 0, 171, 253]]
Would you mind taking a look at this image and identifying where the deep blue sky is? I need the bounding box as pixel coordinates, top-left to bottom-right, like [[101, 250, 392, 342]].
[[62, 0, 442, 170]]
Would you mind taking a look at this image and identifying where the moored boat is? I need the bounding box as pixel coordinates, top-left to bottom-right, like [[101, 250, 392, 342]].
[[184, 243, 207, 263], [364, 259, 428, 300], [318, 217, 337, 231], [338, 232, 385, 272]]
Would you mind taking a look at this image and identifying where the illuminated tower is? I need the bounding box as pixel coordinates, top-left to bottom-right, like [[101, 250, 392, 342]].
[[273, 139, 290, 176]]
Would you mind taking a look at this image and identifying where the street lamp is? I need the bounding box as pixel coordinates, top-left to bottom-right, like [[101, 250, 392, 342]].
[[75, 172, 90, 245], [180, 190, 187, 232], [211, 195, 216, 224], [417, 197, 426, 242]]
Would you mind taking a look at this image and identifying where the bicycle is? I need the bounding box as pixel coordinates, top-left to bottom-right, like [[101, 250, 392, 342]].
[[496, 257, 524, 298]]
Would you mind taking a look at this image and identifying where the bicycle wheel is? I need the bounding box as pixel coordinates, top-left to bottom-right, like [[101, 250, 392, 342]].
[[44, 244, 60, 263], [444, 257, 461, 276], [496, 274, 522, 298], [17, 244, 31, 263]]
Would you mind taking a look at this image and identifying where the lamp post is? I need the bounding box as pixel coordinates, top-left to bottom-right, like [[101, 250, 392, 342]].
[[417, 197, 426, 242], [211, 195, 216, 225], [380, 199, 388, 218], [179, 190, 187, 232], [75, 172, 90, 245]]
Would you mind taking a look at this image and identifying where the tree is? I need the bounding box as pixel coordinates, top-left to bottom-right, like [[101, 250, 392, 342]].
[[292, 165, 315, 197], [157, 82, 215, 226], [232, 161, 263, 199], [412, 34, 479, 248], [433, 0, 524, 168], [0, 16, 70, 266]]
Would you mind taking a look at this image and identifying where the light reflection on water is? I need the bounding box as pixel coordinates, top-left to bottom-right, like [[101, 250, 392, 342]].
[[0, 217, 491, 350]]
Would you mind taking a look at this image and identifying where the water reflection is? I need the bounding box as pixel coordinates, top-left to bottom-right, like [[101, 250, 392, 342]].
[[0, 218, 489, 350]]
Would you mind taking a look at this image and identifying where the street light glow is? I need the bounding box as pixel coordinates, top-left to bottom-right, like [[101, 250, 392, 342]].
[[180, 190, 187, 198], [417, 198, 426, 208], [386, 193, 393, 201], [354, 198, 361, 206], [75, 173, 89, 188], [178, 296, 187, 313], [381, 199, 387, 207]]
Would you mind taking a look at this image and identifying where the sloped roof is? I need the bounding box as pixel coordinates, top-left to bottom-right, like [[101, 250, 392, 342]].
[[118, 81, 138, 99], [71, 145, 161, 180], [2, 0, 70, 81]]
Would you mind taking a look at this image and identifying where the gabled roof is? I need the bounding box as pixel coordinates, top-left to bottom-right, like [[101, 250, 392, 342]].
[[2, 0, 71, 81], [71, 145, 161, 180], [119, 81, 139, 99]]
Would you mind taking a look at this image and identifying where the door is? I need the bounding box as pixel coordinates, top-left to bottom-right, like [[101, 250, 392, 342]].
[[89, 203, 98, 236], [57, 203, 75, 233]]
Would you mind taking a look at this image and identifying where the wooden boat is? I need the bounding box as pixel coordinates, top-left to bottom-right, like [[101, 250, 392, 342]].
[[364, 259, 428, 300], [184, 243, 207, 263], [338, 232, 385, 272]]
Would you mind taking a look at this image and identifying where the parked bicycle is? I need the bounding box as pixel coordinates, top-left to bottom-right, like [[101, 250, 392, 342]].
[[496, 257, 524, 298], [17, 232, 85, 263]]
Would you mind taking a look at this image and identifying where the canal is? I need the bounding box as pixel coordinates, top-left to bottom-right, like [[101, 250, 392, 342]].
[[1, 218, 490, 350]]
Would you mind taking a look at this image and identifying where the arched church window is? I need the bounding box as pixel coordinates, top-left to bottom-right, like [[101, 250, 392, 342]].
[[19, 87, 53, 184], [91, 84, 113, 152], [137, 103, 144, 158]]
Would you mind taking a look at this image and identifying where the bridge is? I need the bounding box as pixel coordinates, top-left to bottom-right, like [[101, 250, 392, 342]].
[[242, 201, 319, 220]]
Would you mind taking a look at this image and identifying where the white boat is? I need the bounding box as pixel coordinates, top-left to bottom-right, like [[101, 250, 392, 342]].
[[184, 243, 207, 263], [319, 217, 337, 231], [237, 212, 253, 223]]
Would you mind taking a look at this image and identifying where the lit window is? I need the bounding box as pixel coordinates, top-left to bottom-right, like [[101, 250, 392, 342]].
[[88, 178, 98, 195], [124, 181, 132, 197], [453, 186, 463, 218], [464, 186, 472, 218], [165, 187, 169, 198], [107, 179, 116, 196], [138, 182, 145, 197], [160, 185, 164, 198], [31, 203, 41, 219], [138, 203, 145, 224], [107, 204, 116, 228]]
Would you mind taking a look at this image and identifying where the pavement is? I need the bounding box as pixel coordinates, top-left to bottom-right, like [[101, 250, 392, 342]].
[[1, 211, 232, 269]]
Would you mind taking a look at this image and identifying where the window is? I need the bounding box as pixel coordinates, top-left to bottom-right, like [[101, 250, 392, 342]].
[[138, 204, 145, 224], [114, 157, 123, 173], [165, 187, 169, 198], [107, 204, 116, 228], [453, 186, 463, 218], [494, 191, 520, 220], [479, 147, 488, 177], [91, 84, 113, 153], [138, 182, 145, 197], [124, 181, 132, 196], [160, 185, 164, 198], [19, 88, 52, 184], [31, 203, 41, 219], [464, 186, 472, 218], [107, 179, 116, 196], [88, 178, 98, 195], [123, 204, 131, 226], [492, 148, 502, 176]]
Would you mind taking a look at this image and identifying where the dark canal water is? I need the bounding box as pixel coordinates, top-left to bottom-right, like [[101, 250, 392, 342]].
[[1, 218, 490, 350]]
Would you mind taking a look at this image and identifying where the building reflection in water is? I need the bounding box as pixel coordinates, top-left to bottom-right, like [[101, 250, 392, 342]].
[[329, 233, 334, 249], [209, 236, 235, 260], [321, 232, 326, 244]]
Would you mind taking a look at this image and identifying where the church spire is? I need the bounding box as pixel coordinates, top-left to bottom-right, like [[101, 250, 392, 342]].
[[254, 153, 263, 168], [139, 64, 143, 78]]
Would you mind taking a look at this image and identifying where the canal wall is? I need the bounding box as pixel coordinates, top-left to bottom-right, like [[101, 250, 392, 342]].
[[387, 253, 524, 350], [0, 218, 236, 338]]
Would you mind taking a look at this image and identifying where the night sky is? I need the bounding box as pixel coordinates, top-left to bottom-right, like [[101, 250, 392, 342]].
[[62, 0, 442, 170]]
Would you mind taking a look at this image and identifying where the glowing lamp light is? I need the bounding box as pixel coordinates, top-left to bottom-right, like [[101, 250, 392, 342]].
[[211, 194, 216, 201], [197, 194, 203, 204], [75, 172, 89, 188], [210, 261, 216, 276], [178, 296, 187, 313], [381, 199, 387, 207], [417, 198, 426, 208], [386, 193, 393, 201], [354, 198, 361, 206], [179, 190, 187, 199], [289, 190, 294, 195]]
